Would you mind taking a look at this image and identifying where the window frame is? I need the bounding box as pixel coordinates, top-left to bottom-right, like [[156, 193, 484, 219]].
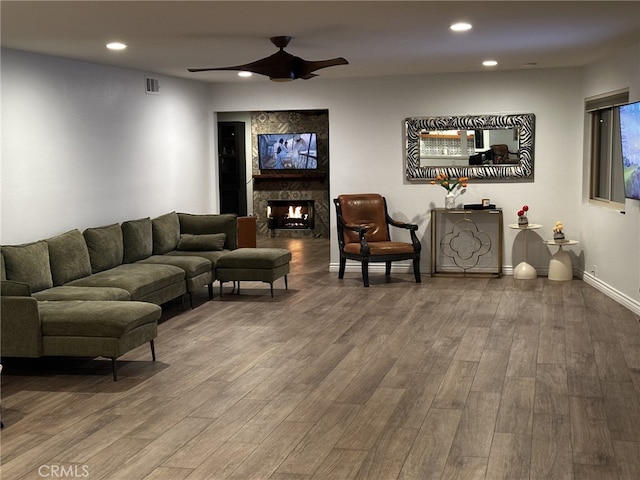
[[586, 89, 629, 209]]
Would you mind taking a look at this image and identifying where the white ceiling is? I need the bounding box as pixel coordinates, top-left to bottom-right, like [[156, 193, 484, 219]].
[[2, 1, 639, 83]]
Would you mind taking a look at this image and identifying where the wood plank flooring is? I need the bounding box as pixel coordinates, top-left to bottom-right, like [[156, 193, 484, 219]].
[[2, 237, 640, 479]]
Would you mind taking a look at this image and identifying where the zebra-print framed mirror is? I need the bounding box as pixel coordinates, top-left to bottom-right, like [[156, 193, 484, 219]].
[[405, 113, 535, 181]]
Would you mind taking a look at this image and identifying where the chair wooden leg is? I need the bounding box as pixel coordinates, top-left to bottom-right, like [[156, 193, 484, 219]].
[[111, 358, 118, 382], [284, 275, 288, 290], [413, 257, 422, 283], [270, 282, 274, 298], [361, 260, 370, 287], [385, 261, 392, 276], [208, 283, 214, 299], [338, 257, 346, 279]]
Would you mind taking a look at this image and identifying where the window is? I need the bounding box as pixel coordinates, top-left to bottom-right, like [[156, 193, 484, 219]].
[[586, 90, 629, 207]]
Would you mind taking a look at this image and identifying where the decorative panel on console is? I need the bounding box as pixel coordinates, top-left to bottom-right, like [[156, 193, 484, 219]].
[[431, 208, 503, 277]]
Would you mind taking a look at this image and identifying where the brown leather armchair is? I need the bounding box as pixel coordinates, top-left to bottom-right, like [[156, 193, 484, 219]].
[[490, 144, 519, 164], [333, 193, 421, 287]]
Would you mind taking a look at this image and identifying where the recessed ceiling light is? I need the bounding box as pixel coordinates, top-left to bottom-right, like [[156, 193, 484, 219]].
[[482, 60, 498, 67], [106, 42, 127, 50], [450, 22, 472, 32], [238, 71, 252, 78]]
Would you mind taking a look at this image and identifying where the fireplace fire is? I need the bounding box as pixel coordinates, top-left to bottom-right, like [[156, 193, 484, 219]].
[[267, 200, 315, 231]]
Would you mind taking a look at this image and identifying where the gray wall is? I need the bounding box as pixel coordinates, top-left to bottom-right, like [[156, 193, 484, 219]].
[[1, 48, 213, 244]]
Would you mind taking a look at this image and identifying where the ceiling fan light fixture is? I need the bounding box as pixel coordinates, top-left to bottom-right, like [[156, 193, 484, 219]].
[[106, 41, 127, 51], [450, 22, 472, 32], [238, 71, 252, 77], [482, 60, 498, 67]]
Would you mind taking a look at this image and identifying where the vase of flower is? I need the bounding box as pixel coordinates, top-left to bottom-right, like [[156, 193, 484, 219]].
[[553, 221, 565, 241], [430, 172, 468, 210], [517, 205, 529, 228], [445, 193, 456, 209]]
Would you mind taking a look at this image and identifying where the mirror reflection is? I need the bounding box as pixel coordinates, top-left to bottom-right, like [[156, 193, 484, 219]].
[[405, 113, 535, 181], [419, 128, 519, 167]]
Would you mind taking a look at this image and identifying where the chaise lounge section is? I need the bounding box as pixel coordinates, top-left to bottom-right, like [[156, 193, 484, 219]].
[[1, 280, 160, 381]]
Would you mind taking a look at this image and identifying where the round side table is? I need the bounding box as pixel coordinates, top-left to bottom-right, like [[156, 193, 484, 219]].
[[509, 223, 542, 280], [543, 239, 578, 281]]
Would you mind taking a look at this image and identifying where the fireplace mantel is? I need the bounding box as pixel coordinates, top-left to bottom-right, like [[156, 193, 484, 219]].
[[253, 172, 326, 181]]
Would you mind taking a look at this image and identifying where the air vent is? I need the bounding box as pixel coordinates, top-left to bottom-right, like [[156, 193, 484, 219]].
[[145, 77, 160, 94]]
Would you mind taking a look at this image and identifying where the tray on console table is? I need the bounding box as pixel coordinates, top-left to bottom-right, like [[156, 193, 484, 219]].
[[431, 208, 503, 277]]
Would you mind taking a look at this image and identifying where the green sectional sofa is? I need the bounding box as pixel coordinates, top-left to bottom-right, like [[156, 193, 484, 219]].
[[0, 212, 241, 380]]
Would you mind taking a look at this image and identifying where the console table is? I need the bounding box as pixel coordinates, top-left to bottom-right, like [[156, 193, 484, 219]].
[[431, 208, 503, 277], [508, 223, 542, 279], [543, 239, 578, 281]]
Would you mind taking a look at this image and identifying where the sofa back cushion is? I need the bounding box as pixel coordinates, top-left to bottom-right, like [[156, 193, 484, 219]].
[[152, 211, 180, 254], [178, 213, 237, 250], [177, 233, 226, 251], [83, 224, 124, 273], [1, 241, 53, 292], [122, 217, 153, 263], [45, 229, 92, 285]]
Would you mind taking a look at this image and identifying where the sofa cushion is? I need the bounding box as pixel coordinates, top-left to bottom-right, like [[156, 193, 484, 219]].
[[165, 250, 229, 267], [83, 224, 124, 273], [152, 211, 180, 255], [139, 255, 212, 278], [33, 286, 130, 302], [39, 300, 161, 338], [177, 233, 226, 251], [1, 241, 53, 292], [217, 248, 292, 269], [46, 229, 92, 285], [122, 217, 153, 263], [66, 263, 184, 301], [178, 213, 238, 250]]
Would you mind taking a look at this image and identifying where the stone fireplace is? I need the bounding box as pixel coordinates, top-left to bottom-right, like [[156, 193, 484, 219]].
[[251, 110, 329, 238]]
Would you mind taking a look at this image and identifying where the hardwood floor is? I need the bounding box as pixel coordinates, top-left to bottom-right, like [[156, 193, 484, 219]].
[[2, 236, 640, 479]]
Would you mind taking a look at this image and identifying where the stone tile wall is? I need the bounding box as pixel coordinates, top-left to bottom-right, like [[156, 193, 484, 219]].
[[252, 110, 329, 238]]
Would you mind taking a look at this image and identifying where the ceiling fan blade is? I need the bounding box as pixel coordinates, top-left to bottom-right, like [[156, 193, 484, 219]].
[[188, 36, 348, 80], [298, 57, 349, 77], [189, 50, 298, 78]]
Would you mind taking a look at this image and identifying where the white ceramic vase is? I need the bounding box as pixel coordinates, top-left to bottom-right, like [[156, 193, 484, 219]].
[[445, 193, 456, 209]]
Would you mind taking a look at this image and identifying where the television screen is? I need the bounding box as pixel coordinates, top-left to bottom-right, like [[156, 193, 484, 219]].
[[619, 101, 640, 200], [258, 133, 317, 170]]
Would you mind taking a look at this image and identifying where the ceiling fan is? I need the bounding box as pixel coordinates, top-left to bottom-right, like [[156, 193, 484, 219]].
[[188, 36, 348, 81]]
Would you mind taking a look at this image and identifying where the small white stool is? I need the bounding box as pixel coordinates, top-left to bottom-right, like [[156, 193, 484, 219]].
[[509, 224, 542, 279], [544, 240, 578, 281]]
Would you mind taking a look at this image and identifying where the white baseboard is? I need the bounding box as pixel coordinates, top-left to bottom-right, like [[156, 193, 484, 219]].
[[579, 270, 640, 316]]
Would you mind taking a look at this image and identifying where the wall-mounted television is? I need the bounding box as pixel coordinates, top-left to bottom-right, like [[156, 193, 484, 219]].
[[258, 133, 317, 170], [619, 101, 640, 200]]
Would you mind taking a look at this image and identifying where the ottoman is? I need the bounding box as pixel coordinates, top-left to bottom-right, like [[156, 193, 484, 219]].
[[38, 300, 161, 381], [216, 248, 291, 297]]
